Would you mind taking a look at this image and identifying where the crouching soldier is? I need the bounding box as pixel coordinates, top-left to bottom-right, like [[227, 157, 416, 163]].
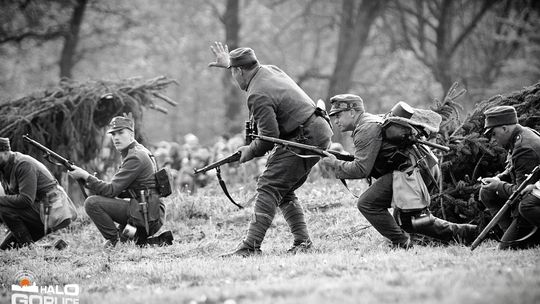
[[321, 95, 477, 248], [479, 105, 540, 249], [0, 137, 75, 250], [69, 114, 173, 248]]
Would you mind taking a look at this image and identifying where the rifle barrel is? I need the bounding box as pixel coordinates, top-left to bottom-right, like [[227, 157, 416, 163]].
[[414, 138, 450, 152], [22, 134, 87, 198], [252, 134, 353, 160], [194, 151, 241, 174], [22, 135, 74, 170]]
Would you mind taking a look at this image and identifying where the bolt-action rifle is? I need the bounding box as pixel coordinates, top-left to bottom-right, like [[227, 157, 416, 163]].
[[193, 151, 241, 175], [470, 165, 540, 251], [193, 133, 355, 209], [23, 135, 88, 235], [249, 134, 355, 161], [22, 135, 88, 199]]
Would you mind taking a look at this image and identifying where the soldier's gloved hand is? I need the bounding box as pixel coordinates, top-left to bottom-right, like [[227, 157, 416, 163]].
[[238, 146, 254, 163], [479, 177, 501, 191], [208, 41, 230, 68], [68, 165, 91, 181]]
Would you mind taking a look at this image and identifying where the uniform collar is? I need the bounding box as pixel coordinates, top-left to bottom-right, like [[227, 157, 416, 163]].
[[507, 124, 522, 151], [245, 65, 262, 91], [120, 141, 137, 157], [1, 152, 16, 176]]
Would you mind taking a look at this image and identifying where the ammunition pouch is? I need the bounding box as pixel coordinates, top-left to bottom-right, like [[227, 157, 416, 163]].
[[154, 168, 173, 197]]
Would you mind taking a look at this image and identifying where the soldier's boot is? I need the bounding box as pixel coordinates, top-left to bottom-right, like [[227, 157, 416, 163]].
[[221, 211, 274, 258], [0, 231, 17, 250], [280, 200, 312, 254], [391, 235, 413, 249], [451, 223, 478, 245], [10, 230, 34, 249], [146, 231, 174, 246], [220, 241, 262, 258]]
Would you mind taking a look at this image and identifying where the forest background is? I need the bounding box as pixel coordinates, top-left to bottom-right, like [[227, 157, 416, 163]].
[[1, 0, 539, 147]]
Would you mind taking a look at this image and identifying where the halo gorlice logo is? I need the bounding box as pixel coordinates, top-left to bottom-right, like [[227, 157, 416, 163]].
[[11, 269, 80, 304]]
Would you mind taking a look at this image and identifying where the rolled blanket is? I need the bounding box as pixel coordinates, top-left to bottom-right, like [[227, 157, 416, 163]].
[[385, 101, 442, 133]]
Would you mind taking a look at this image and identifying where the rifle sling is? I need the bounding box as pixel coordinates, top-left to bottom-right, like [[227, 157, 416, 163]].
[[340, 178, 359, 198], [285, 147, 358, 198], [216, 167, 244, 209]]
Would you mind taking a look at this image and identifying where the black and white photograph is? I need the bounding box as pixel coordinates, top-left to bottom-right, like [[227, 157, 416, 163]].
[[1, 1, 539, 303]]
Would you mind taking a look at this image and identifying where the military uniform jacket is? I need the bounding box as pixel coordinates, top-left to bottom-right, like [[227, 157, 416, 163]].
[[86, 141, 157, 197], [496, 125, 540, 194], [244, 65, 323, 158], [0, 152, 57, 210], [329, 113, 416, 180]]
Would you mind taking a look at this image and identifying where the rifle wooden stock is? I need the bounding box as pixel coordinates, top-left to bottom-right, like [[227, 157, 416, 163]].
[[470, 165, 540, 250], [22, 135, 88, 198], [250, 134, 354, 161], [193, 151, 241, 174]]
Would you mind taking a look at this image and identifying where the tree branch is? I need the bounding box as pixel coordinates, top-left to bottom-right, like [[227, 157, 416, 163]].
[[449, 0, 500, 56], [0, 27, 66, 44]]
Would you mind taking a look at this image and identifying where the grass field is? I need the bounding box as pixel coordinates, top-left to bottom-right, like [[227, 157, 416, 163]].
[[1, 179, 539, 304]]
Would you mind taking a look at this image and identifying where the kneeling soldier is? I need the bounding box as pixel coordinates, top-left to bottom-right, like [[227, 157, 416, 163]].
[[0, 137, 75, 250], [69, 114, 172, 248], [479, 105, 540, 249]]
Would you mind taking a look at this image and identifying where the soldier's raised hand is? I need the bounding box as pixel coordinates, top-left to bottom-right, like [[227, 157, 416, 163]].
[[208, 41, 230, 68]]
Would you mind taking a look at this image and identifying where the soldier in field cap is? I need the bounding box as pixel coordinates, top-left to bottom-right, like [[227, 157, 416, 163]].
[[321, 96, 478, 248], [483, 105, 518, 135], [209, 41, 333, 257], [0, 137, 74, 250], [479, 105, 540, 249], [69, 113, 173, 248], [328, 94, 365, 117]]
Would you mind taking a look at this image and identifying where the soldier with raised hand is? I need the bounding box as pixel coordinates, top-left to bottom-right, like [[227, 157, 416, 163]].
[[209, 42, 333, 257], [320, 95, 477, 248], [0, 137, 74, 250], [479, 105, 540, 249], [69, 114, 172, 248]]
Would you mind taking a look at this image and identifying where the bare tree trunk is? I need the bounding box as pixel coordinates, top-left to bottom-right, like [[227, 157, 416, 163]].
[[221, 0, 244, 135], [59, 0, 88, 79], [326, 0, 388, 143]]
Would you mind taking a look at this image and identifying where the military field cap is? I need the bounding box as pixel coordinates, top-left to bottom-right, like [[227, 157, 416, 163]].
[[390, 101, 414, 119], [483, 105, 518, 134], [107, 116, 134, 134], [329, 94, 365, 116], [0, 137, 10, 152], [228, 47, 258, 68]]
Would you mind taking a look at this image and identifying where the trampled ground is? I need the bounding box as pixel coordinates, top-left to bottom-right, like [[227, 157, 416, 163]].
[[1, 179, 539, 304]]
